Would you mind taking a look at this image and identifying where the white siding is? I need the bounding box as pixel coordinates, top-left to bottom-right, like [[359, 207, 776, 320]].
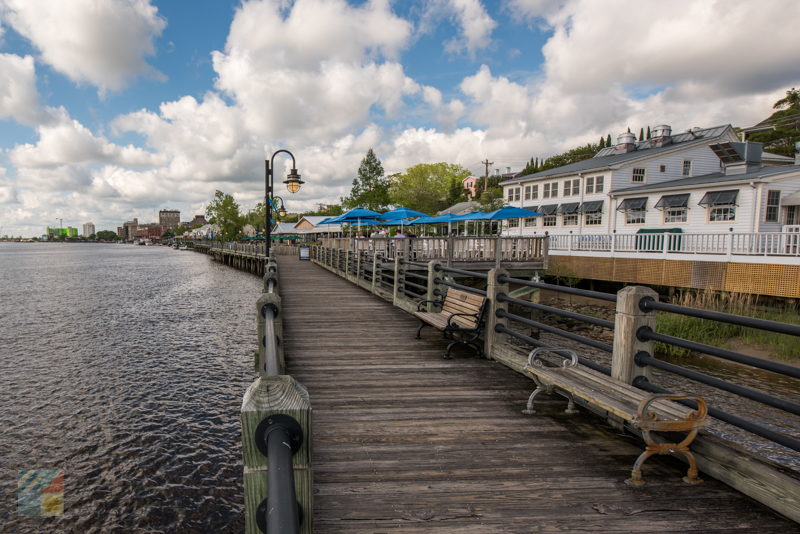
[[755, 178, 800, 232], [608, 145, 725, 192]]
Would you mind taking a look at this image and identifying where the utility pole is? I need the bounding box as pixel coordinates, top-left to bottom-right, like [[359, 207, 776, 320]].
[[481, 159, 494, 192]]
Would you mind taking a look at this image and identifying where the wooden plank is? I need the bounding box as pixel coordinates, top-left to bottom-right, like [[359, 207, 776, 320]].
[[274, 255, 795, 533]]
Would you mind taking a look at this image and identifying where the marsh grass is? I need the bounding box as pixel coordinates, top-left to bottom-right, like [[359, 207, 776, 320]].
[[655, 291, 800, 361]]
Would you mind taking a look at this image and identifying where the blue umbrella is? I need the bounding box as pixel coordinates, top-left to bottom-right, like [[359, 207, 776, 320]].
[[381, 206, 429, 220], [451, 211, 487, 221], [337, 206, 382, 234], [410, 214, 455, 225]]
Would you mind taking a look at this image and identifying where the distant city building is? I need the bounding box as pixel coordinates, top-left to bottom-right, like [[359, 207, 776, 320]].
[[122, 218, 139, 241], [135, 223, 165, 240], [82, 222, 95, 237], [117, 227, 125, 239], [185, 214, 207, 228], [159, 209, 180, 229], [463, 176, 479, 199], [47, 227, 78, 239]]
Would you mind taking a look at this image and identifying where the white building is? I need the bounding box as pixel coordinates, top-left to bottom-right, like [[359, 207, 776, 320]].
[[82, 222, 95, 237], [499, 125, 798, 236]]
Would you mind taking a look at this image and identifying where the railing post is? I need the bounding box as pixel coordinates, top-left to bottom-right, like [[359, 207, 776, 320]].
[[446, 236, 454, 267], [393, 255, 403, 305], [662, 233, 669, 254], [726, 230, 734, 260], [426, 260, 439, 312], [611, 285, 657, 384], [371, 249, 379, 294], [242, 375, 312, 534], [485, 267, 509, 359]]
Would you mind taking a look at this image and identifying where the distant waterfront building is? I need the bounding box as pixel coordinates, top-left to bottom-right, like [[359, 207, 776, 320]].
[[122, 218, 139, 241], [47, 227, 78, 239], [117, 227, 125, 239], [135, 223, 166, 240], [159, 209, 180, 229], [185, 214, 207, 228], [82, 222, 95, 237]]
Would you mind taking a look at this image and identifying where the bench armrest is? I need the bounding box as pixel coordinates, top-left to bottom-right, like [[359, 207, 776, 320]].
[[417, 299, 443, 311], [634, 394, 707, 431], [527, 347, 578, 369], [445, 312, 481, 330]]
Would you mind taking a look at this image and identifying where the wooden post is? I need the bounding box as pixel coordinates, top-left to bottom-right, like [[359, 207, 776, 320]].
[[393, 254, 403, 305], [242, 375, 312, 534], [484, 267, 509, 359], [611, 285, 657, 384], [426, 260, 439, 312], [446, 236, 454, 267], [371, 249, 379, 294]]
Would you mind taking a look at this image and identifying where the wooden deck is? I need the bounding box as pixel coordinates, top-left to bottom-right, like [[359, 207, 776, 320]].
[[277, 255, 795, 533]]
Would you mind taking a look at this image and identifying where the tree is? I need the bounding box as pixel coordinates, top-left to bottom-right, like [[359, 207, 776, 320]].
[[162, 230, 175, 240], [206, 190, 243, 241], [96, 230, 117, 241], [342, 149, 391, 211], [174, 224, 186, 236], [606, 134, 612, 146], [749, 87, 800, 157], [638, 127, 644, 141], [390, 163, 471, 215], [646, 126, 651, 139]]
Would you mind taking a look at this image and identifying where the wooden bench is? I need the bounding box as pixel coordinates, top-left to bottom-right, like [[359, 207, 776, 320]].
[[522, 348, 708, 486], [414, 288, 488, 359]]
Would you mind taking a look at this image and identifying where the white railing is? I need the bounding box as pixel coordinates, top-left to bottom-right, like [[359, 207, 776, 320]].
[[547, 232, 800, 257]]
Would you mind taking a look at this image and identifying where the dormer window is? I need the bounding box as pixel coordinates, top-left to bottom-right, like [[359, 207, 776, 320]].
[[632, 168, 646, 183]]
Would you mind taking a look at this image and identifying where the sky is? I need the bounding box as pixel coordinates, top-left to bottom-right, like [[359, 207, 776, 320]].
[[1, 0, 799, 237]]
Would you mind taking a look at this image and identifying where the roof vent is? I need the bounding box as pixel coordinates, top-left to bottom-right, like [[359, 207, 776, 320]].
[[650, 124, 672, 147], [615, 132, 636, 153]]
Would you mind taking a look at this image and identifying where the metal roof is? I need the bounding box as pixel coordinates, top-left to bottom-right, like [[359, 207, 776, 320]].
[[654, 194, 690, 209], [611, 163, 800, 195], [616, 197, 647, 211], [501, 125, 733, 186]]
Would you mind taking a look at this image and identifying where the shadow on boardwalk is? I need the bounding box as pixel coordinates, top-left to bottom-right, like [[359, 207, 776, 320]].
[[277, 256, 794, 533]]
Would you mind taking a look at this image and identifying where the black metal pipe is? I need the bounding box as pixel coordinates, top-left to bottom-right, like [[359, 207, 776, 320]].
[[633, 377, 800, 453], [403, 288, 425, 299], [404, 271, 428, 281], [498, 275, 617, 302], [435, 265, 488, 279], [497, 309, 612, 352], [635, 352, 800, 416], [262, 307, 281, 376], [433, 278, 487, 296], [638, 327, 800, 379], [494, 325, 612, 375], [404, 279, 427, 292], [639, 297, 800, 337], [402, 260, 430, 268], [496, 293, 614, 329], [266, 425, 300, 534]]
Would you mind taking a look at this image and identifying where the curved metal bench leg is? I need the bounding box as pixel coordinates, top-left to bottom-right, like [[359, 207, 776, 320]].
[[444, 340, 458, 359], [678, 449, 703, 485], [625, 448, 656, 487], [522, 386, 545, 415], [415, 321, 427, 339], [564, 396, 579, 415]]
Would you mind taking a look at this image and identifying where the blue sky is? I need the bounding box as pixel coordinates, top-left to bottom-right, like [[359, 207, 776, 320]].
[[1, 0, 799, 237]]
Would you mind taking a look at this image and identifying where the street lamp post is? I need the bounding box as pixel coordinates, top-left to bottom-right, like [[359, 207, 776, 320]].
[[265, 149, 304, 259]]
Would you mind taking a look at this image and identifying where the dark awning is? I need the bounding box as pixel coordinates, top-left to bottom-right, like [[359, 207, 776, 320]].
[[616, 197, 647, 211], [523, 205, 539, 213], [654, 193, 690, 209], [698, 190, 738, 206], [538, 204, 558, 215], [557, 202, 580, 214], [579, 200, 604, 213]]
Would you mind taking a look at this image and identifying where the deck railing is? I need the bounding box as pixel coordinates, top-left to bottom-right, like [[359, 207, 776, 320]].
[[545, 231, 800, 257], [310, 243, 800, 522]]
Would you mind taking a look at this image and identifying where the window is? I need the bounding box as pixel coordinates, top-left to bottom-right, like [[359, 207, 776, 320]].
[[664, 208, 687, 223], [524, 217, 537, 227], [659, 165, 666, 172], [709, 206, 735, 222], [543, 216, 557, 227], [524, 185, 531, 201], [625, 210, 646, 224], [543, 183, 551, 198], [585, 213, 602, 225], [531, 184, 539, 199], [507, 188, 514, 201], [632, 168, 646, 183], [765, 190, 780, 222], [595, 176, 604, 192], [508, 218, 520, 228], [514, 187, 520, 201], [563, 214, 578, 226], [682, 160, 692, 176], [563, 180, 572, 197], [586, 176, 595, 194], [569, 179, 579, 195], [551, 182, 558, 197]]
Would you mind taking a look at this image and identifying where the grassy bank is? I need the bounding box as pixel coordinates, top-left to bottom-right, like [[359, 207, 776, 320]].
[[655, 291, 800, 361]]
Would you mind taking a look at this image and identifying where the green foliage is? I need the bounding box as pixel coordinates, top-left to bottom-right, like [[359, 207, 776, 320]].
[[95, 230, 117, 241], [606, 134, 611, 146], [162, 230, 174, 239], [206, 190, 243, 241], [638, 127, 644, 141], [390, 162, 471, 215], [646, 125, 651, 139], [342, 149, 391, 211], [748, 88, 800, 157], [174, 224, 186, 236], [312, 204, 343, 216], [655, 291, 800, 360]]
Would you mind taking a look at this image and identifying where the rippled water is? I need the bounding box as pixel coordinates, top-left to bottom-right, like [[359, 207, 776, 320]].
[[1, 243, 260, 533]]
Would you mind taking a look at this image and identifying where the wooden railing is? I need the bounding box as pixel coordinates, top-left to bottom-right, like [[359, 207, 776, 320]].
[[318, 236, 548, 265]]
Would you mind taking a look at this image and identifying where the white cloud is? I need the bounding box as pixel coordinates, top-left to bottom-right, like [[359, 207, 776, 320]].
[[211, 0, 417, 144], [0, 53, 41, 125], [420, 0, 496, 57], [0, 0, 166, 93], [0, 167, 17, 204]]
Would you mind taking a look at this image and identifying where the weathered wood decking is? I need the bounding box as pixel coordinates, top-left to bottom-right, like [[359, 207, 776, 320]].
[[277, 255, 794, 533]]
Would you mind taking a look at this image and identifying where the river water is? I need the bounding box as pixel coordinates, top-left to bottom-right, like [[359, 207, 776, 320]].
[[1, 243, 259, 533]]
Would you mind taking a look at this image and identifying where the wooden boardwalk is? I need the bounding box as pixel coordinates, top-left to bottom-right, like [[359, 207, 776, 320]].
[[277, 256, 795, 533]]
